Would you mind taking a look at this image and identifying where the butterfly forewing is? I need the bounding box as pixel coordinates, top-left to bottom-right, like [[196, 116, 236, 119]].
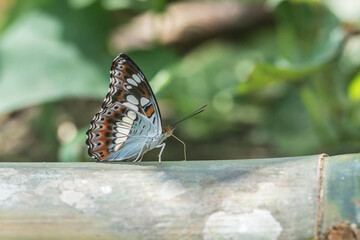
[[108, 54, 162, 130], [86, 54, 162, 161]]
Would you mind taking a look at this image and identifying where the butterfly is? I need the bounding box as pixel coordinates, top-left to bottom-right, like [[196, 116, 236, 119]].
[[86, 53, 206, 162]]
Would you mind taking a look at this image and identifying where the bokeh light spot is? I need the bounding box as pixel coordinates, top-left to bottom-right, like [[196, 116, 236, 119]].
[[57, 121, 78, 143]]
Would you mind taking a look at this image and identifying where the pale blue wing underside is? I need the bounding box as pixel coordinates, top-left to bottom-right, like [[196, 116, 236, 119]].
[[106, 136, 147, 161], [105, 110, 157, 161]]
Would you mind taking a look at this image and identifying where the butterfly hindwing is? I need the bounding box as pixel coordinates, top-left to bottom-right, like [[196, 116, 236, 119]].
[[105, 110, 158, 161], [86, 103, 133, 160]]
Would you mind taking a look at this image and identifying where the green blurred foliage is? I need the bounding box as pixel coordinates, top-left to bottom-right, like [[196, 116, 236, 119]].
[[0, 0, 359, 162]]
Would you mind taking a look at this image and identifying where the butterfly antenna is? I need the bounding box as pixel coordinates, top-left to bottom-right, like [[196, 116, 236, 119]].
[[171, 104, 207, 127], [171, 134, 187, 161]]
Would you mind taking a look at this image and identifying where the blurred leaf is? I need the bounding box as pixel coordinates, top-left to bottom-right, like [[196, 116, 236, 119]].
[[33, 103, 59, 156], [348, 71, 360, 101], [0, 11, 108, 115], [0, 0, 15, 34], [265, 0, 284, 9], [150, 0, 166, 12], [67, 0, 96, 9], [101, 0, 131, 10], [58, 128, 87, 162], [100, 0, 151, 11], [128, 47, 178, 82], [238, 62, 318, 94], [150, 69, 172, 94], [253, 87, 320, 155], [0, 0, 49, 34], [161, 29, 276, 138], [238, 2, 345, 94], [265, 0, 321, 9], [47, 1, 110, 61], [300, 82, 338, 144]]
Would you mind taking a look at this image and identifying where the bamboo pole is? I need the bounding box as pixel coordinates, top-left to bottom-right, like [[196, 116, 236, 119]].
[[0, 153, 359, 239]]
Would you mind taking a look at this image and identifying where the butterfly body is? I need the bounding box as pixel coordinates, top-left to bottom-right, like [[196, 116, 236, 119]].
[[86, 53, 173, 162]]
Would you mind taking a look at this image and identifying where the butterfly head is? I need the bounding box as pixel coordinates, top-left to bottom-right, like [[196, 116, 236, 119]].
[[162, 125, 175, 137]]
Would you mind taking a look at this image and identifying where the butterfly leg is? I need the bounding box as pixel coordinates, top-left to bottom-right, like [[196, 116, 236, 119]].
[[133, 144, 146, 162], [171, 134, 187, 161], [133, 154, 143, 163], [156, 143, 166, 163]]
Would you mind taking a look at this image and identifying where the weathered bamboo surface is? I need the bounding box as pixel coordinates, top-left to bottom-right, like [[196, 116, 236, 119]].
[[0, 153, 359, 240]]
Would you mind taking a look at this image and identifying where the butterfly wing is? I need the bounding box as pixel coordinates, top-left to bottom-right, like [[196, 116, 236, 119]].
[[106, 53, 162, 132], [86, 53, 162, 161], [86, 103, 157, 161]]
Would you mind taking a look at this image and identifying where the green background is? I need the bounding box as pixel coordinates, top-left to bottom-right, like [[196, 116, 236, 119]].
[[0, 0, 359, 162]]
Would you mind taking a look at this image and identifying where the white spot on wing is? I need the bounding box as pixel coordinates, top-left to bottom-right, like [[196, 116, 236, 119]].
[[122, 116, 133, 124], [116, 127, 130, 135], [126, 95, 139, 105], [116, 122, 129, 129], [132, 74, 141, 83], [123, 102, 138, 112], [140, 97, 150, 106], [126, 85, 132, 90], [127, 111, 136, 120], [114, 144, 122, 151], [127, 78, 138, 86], [115, 138, 126, 144], [113, 70, 121, 77], [115, 133, 127, 138]]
